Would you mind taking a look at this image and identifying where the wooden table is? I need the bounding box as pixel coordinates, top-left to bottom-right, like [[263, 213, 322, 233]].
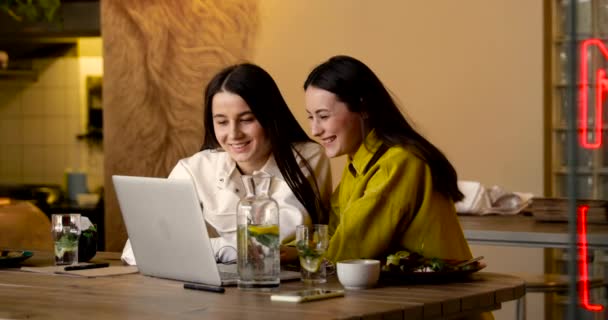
[[459, 215, 608, 250], [0, 253, 524, 320]]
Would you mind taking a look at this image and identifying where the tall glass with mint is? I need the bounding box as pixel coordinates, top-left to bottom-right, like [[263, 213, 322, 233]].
[[51, 213, 81, 265], [296, 224, 329, 284]]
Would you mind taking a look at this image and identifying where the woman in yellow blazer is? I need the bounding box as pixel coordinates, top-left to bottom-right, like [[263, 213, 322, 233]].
[[304, 54, 491, 320], [303, 55, 472, 264]]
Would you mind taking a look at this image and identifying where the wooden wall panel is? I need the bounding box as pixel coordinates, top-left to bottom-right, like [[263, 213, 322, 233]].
[[102, 0, 259, 251]]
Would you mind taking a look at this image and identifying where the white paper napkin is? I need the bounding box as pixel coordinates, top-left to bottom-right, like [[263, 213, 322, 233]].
[[455, 181, 534, 215]]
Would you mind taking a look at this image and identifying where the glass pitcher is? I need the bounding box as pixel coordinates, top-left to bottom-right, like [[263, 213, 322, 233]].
[[236, 174, 280, 290]]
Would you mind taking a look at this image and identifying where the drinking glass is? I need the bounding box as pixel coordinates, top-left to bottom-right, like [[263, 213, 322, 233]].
[[51, 213, 81, 265], [296, 224, 329, 284]]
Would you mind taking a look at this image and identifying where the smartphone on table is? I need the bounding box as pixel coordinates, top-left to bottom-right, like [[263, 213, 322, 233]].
[[270, 288, 345, 303]]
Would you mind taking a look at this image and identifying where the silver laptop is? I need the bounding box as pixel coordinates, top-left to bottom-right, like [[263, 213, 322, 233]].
[[112, 175, 300, 286]]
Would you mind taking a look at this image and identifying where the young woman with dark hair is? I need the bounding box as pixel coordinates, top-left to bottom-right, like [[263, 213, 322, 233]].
[[303, 55, 472, 264], [123, 63, 331, 264], [201, 63, 329, 224]]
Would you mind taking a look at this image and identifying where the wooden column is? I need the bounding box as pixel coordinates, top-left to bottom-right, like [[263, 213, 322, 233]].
[[101, 0, 259, 251]]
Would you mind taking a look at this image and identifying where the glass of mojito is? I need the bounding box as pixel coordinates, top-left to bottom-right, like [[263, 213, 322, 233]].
[[296, 224, 329, 284], [51, 213, 81, 265]]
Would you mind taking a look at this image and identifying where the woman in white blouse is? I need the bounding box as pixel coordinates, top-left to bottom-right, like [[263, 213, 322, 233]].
[[122, 63, 332, 264]]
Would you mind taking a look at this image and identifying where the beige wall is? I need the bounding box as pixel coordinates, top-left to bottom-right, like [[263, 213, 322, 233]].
[[252, 0, 544, 196], [251, 2, 544, 319]]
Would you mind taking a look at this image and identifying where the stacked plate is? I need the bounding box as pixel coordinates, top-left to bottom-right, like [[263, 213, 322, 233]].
[[528, 197, 608, 224]]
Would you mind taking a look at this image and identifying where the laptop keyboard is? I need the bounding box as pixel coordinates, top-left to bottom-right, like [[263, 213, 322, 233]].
[[218, 263, 238, 280], [220, 271, 239, 280]]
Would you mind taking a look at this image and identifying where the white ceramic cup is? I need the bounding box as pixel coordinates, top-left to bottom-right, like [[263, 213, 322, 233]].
[[336, 259, 381, 289]]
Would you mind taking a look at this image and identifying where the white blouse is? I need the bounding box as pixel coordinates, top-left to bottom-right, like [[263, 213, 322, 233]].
[[121, 142, 332, 264]]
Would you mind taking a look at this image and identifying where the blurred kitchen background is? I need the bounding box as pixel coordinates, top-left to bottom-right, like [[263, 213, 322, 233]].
[[0, 0, 104, 247], [0, 39, 103, 188]]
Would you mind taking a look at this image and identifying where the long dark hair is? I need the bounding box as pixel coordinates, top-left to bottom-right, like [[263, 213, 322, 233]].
[[304, 55, 463, 202], [203, 63, 327, 223]]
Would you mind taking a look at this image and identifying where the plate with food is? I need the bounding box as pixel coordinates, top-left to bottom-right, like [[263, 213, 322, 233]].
[[380, 251, 486, 284], [0, 250, 34, 268]]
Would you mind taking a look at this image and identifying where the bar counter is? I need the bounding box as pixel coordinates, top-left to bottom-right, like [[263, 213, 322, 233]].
[[459, 215, 608, 250]]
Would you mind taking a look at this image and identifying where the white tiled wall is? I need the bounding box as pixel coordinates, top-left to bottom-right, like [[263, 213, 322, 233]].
[[0, 55, 103, 192]]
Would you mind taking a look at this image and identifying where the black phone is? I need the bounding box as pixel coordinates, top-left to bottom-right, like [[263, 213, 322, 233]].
[[270, 288, 344, 303]]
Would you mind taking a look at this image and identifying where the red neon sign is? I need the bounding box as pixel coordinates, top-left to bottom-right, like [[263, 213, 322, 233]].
[[579, 39, 608, 149], [577, 39, 607, 312], [577, 205, 604, 312]]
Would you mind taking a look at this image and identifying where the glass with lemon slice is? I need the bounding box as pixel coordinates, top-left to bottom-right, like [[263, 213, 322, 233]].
[[296, 224, 329, 284], [236, 175, 280, 290]]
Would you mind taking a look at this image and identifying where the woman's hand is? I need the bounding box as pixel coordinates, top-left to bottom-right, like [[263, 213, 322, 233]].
[[280, 245, 299, 263]]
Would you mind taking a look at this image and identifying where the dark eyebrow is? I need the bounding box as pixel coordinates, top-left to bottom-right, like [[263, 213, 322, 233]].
[[213, 111, 254, 119], [305, 109, 328, 116]]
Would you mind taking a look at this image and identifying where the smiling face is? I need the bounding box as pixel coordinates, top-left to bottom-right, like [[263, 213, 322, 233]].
[[212, 91, 272, 175], [305, 86, 365, 158]]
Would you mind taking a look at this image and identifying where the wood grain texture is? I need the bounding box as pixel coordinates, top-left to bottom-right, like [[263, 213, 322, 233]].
[[0, 265, 524, 320], [101, 0, 259, 251]]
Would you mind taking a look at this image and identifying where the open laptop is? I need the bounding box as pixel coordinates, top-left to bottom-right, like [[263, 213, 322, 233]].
[[112, 175, 300, 286]]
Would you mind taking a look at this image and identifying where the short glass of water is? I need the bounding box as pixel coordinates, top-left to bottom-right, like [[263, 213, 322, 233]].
[[296, 224, 329, 284], [51, 213, 81, 265]]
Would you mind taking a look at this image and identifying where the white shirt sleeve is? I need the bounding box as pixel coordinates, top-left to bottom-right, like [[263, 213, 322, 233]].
[[168, 156, 237, 263], [271, 143, 333, 243], [297, 143, 333, 208], [168, 160, 191, 179], [210, 237, 237, 263]]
